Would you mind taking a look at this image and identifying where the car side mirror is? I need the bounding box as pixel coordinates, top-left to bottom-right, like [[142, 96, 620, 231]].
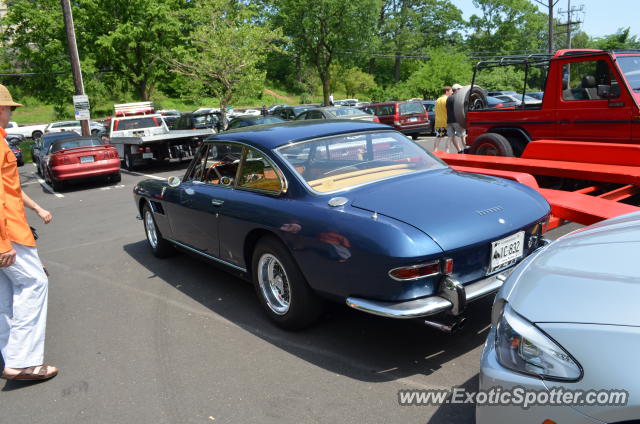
[[597, 84, 611, 98], [167, 176, 182, 187]]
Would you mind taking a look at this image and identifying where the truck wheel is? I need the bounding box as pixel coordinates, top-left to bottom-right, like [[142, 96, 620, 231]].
[[123, 153, 136, 171], [31, 131, 42, 140], [454, 85, 487, 128], [470, 133, 514, 157], [142, 204, 175, 258], [252, 236, 323, 330]]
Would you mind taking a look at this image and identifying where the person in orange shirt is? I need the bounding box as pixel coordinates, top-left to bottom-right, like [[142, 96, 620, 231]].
[[0, 84, 58, 381]]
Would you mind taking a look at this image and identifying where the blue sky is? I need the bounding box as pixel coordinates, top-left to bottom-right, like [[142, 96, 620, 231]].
[[454, 0, 639, 38]]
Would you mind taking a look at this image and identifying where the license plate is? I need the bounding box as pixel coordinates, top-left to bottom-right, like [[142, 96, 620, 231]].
[[489, 231, 525, 273], [408, 117, 418, 122], [80, 156, 94, 163], [142, 152, 154, 159]]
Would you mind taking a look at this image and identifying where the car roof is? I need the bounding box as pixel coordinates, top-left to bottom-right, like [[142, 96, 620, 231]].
[[208, 120, 390, 150]]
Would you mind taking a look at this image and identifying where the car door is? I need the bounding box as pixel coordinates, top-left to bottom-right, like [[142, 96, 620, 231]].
[[215, 145, 287, 268], [165, 142, 243, 257], [556, 57, 632, 142]]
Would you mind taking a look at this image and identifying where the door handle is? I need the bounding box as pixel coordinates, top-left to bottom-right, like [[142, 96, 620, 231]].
[[210, 199, 224, 206]]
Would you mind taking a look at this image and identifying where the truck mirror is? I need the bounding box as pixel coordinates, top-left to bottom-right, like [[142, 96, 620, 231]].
[[167, 176, 182, 187], [597, 84, 611, 98]]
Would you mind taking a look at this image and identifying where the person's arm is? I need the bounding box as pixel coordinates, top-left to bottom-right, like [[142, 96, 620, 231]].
[[22, 191, 52, 224]]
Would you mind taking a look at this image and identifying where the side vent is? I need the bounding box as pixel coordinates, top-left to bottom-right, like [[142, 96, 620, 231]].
[[150, 201, 165, 215]]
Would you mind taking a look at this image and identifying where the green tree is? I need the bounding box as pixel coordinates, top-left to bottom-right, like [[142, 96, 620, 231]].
[[276, 0, 381, 105], [467, 0, 547, 56], [404, 49, 471, 98], [169, 0, 284, 121], [591, 28, 640, 50], [340, 68, 377, 98], [75, 0, 189, 101]]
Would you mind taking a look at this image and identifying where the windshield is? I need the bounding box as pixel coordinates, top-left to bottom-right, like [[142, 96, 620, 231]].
[[617, 56, 640, 92], [193, 114, 218, 126], [277, 131, 446, 193], [330, 107, 367, 117], [115, 117, 162, 131]]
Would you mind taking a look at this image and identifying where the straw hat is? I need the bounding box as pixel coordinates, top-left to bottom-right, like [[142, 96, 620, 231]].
[[0, 85, 23, 108]]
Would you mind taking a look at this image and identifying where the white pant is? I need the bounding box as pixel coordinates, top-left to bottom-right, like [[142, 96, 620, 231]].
[[0, 243, 48, 368]]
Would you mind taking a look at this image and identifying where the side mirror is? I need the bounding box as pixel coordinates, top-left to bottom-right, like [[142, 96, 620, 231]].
[[167, 176, 182, 187], [597, 84, 611, 98]]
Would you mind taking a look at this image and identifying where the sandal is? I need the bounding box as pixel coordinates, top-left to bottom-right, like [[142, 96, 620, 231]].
[[2, 365, 58, 381]]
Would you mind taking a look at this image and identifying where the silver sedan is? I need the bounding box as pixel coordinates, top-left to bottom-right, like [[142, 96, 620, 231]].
[[477, 212, 640, 423]]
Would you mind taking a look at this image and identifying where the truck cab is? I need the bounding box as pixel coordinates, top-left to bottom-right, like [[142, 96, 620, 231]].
[[466, 50, 640, 156]]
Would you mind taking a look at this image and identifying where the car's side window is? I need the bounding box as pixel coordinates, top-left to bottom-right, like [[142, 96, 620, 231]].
[[308, 110, 324, 119], [238, 147, 283, 193], [295, 112, 308, 120], [378, 105, 394, 115], [203, 143, 244, 186], [562, 60, 620, 101]]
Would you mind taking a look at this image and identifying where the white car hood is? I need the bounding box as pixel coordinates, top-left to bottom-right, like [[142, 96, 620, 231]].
[[503, 211, 640, 326]]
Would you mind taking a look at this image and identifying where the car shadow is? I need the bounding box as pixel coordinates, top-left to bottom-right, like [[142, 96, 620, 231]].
[[425, 375, 478, 424], [123, 239, 492, 384]]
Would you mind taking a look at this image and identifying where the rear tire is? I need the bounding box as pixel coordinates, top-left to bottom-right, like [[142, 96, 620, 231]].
[[411, 134, 419, 140], [111, 172, 122, 183], [252, 236, 323, 330], [123, 153, 136, 170], [142, 203, 175, 258], [470, 133, 514, 157]]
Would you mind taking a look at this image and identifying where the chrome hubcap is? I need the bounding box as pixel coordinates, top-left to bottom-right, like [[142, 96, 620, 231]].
[[144, 210, 158, 249], [257, 253, 291, 315]]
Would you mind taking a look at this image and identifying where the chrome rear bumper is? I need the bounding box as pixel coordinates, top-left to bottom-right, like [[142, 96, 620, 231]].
[[345, 267, 515, 319]]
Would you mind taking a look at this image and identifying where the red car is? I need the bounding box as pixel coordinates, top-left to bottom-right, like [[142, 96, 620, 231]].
[[42, 136, 121, 191], [359, 101, 430, 139]]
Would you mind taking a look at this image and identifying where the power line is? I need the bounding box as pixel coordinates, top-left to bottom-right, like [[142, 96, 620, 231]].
[[557, 0, 584, 48]]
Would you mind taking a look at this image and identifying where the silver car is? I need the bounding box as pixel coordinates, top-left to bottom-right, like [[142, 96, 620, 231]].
[[477, 212, 640, 423]]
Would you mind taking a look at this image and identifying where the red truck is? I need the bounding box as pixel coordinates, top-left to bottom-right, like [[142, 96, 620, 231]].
[[461, 49, 640, 156]]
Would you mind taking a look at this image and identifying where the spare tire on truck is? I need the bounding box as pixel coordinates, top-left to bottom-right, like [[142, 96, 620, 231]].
[[454, 85, 488, 129]]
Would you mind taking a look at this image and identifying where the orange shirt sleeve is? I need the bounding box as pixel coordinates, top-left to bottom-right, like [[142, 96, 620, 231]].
[[0, 134, 12, 252]]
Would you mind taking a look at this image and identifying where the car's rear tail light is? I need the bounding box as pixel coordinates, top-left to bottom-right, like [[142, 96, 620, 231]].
[[443, 258, 453, 275], [372, 116, 380, 123], [51, 154, 70, 166], [389, 261, 441, 281]]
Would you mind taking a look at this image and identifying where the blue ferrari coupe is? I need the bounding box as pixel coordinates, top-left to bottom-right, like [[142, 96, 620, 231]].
[[133, 120, 550, 330]]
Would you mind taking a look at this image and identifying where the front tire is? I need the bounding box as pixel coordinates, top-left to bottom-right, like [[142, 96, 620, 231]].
[[252, 236, 322, 330], [142, 204, 175, 258], [470, 133, 514, 157]]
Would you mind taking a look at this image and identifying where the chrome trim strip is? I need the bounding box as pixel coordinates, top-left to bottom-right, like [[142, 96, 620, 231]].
[[167, 239, 247, 273], [346, 267, 515, 319]]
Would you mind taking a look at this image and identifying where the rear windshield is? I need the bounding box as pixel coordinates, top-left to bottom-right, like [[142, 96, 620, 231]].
[[399, 102, 425, 116], [51, 138, 103, 153], [277, 131, 446, 193], [115, 117, 162, 131]]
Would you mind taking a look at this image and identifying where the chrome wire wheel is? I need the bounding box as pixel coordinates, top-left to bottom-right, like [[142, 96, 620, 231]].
[[257, 253, 291, 315], [144, 209, 158, 249]]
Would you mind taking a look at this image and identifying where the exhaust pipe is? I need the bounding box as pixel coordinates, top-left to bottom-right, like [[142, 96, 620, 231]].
[[423, 317, 467, 334]]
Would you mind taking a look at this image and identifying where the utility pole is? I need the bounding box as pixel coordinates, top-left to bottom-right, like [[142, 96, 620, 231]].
[[533, 0, 561, 55], [60, 0, 90, 136], [557, 0, 584, 49]]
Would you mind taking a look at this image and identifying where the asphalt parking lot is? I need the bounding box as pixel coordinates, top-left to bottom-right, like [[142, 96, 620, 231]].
[[1, 136, 578, 424]]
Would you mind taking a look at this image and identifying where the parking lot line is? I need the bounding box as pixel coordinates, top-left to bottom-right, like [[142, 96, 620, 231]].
[[121, 170, 166, 181]]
